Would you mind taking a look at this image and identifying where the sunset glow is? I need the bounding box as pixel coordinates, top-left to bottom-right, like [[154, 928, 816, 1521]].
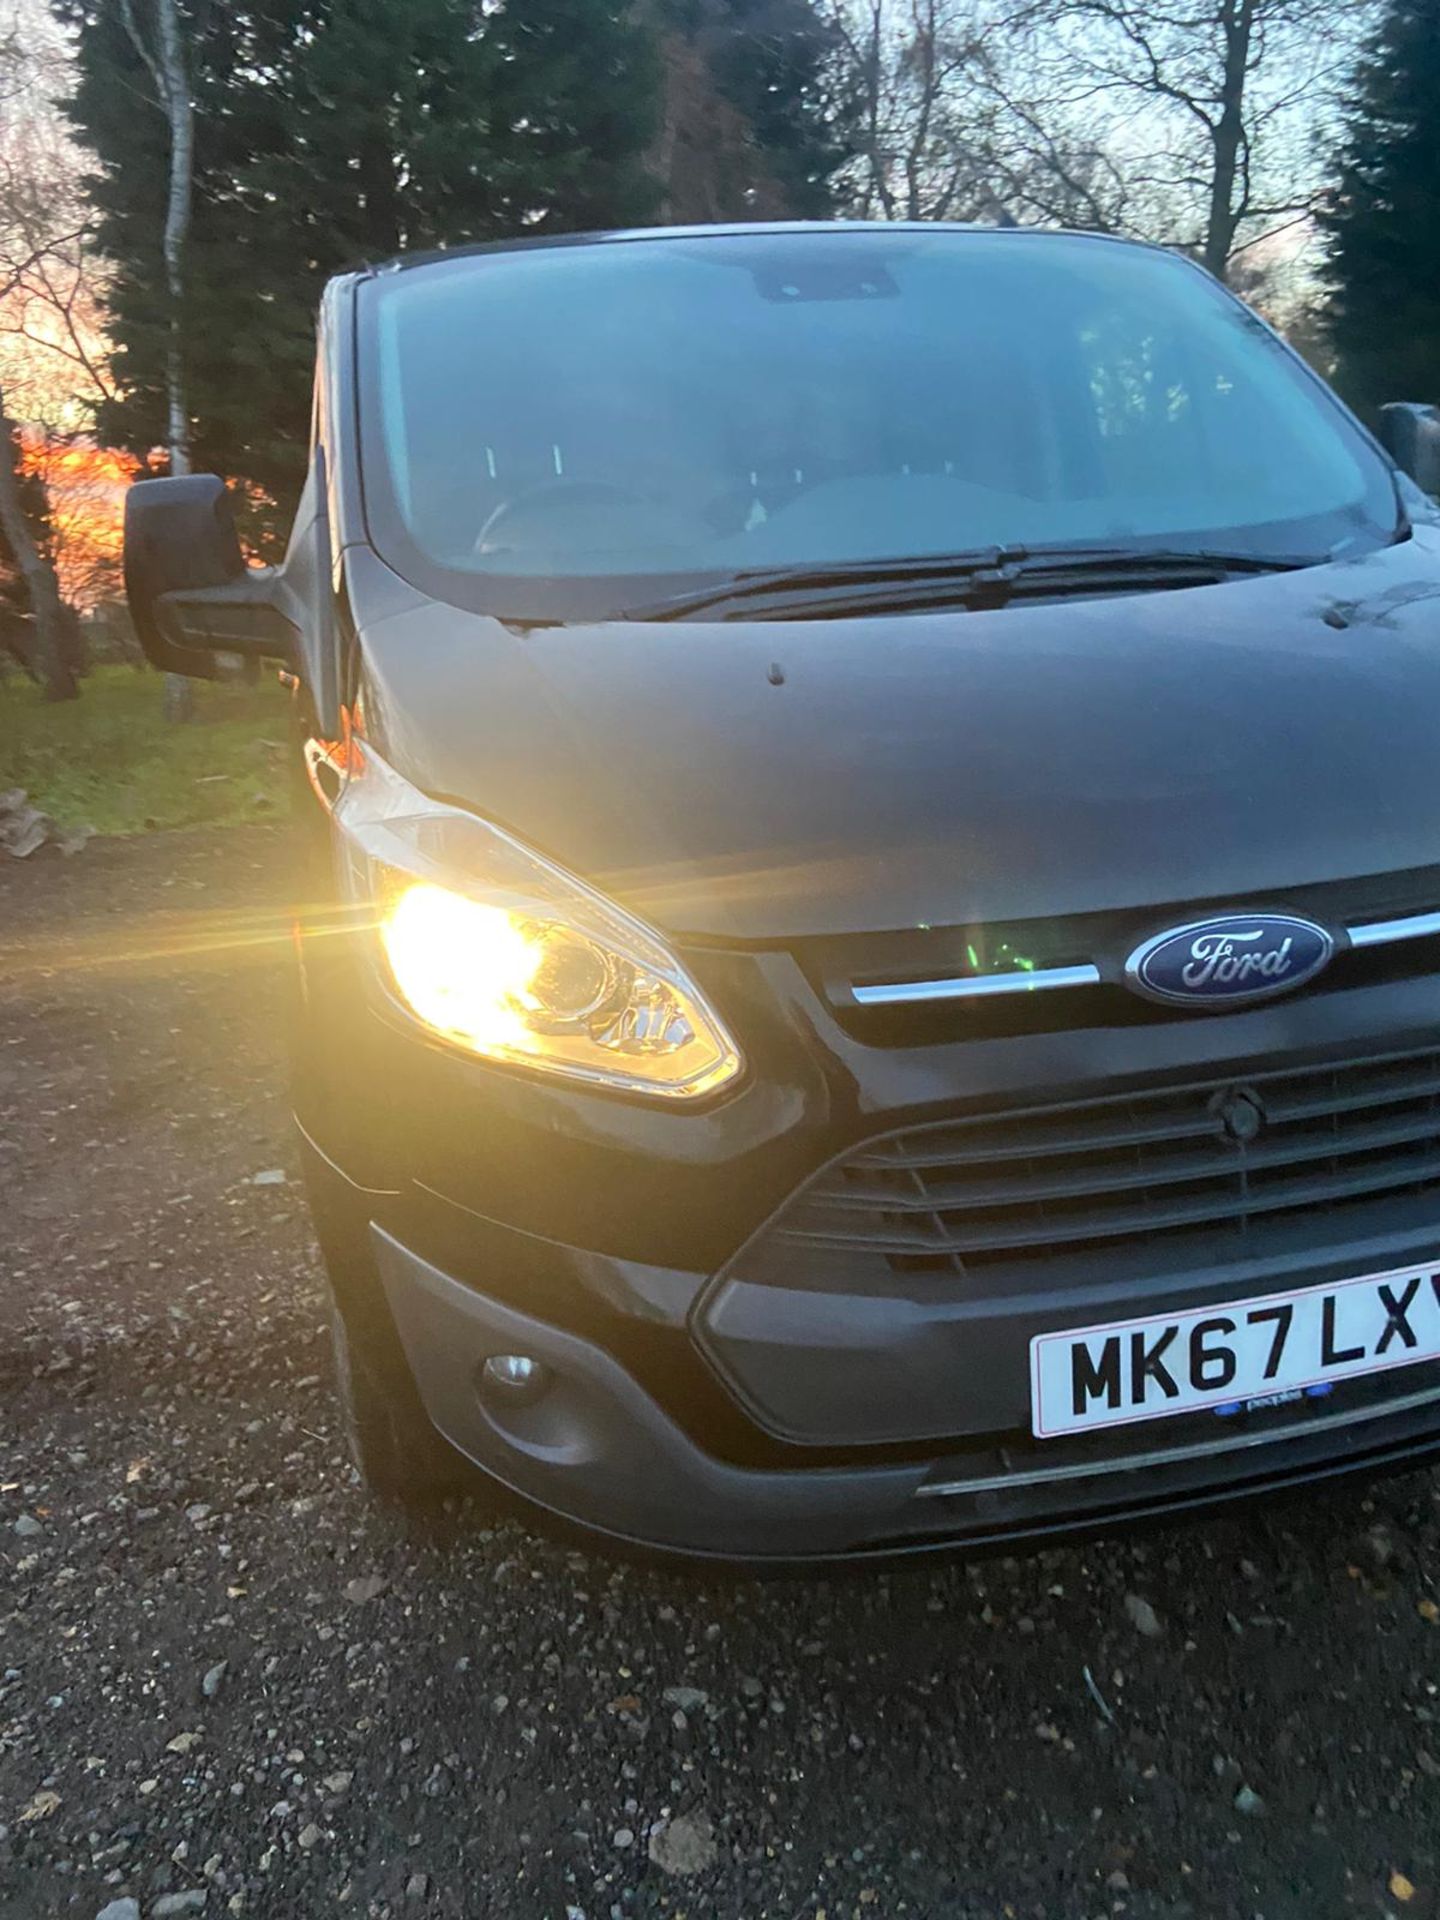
[[19, 430, 138, 609]]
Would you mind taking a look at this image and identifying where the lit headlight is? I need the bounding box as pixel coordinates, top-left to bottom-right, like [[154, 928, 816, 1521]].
[[332, 746, 742, 1101]]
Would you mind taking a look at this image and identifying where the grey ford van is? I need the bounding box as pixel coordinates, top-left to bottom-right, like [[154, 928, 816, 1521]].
[[124, 222, 1440, 1558]]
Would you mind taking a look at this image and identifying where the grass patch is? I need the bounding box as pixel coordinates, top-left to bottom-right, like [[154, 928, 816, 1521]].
[[0, 663, 290, 834]]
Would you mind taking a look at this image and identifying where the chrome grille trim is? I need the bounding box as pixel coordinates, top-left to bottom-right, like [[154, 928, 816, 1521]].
[[851, 963, 1100, 1005], [1347, 909, 1440, 948], [915, 1377, 1440, 1499], [847, 905, 1440, 1005]]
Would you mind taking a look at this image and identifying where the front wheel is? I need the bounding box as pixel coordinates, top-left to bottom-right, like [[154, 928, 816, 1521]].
[[302, 1134, 473, 1506], [327, 1290, 469, 1505]]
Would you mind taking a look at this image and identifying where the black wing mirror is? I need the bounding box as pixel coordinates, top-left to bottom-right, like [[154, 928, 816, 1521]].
[[1377, 403, 1440, 498], [123, 474, 297, 678]]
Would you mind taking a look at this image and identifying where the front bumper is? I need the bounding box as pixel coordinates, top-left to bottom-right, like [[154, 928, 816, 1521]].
[[296, 909, 1440, 1557], [373, 1220, 1440, 1558]]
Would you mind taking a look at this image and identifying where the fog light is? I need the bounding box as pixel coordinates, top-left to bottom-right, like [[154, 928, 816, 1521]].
[[481, 1353, 550, 1403]]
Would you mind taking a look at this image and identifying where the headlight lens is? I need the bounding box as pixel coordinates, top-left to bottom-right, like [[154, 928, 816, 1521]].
[[333, 745, 742, 1101]]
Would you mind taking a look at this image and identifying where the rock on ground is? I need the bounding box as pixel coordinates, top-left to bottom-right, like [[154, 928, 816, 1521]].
[[648, 1810, 718, 1876]]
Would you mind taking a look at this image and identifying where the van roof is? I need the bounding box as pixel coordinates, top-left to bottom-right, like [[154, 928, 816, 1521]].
[[350, 220, 1173, 286]]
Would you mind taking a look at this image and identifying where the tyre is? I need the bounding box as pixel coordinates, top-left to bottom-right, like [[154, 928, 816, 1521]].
[[327, 1287, 469, 1505], [301, 1136, 472, 1506]]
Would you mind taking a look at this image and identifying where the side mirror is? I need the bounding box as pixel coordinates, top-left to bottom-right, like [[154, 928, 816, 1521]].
[[1377, 403, 1440, 497], [123, 474, 297, 678]]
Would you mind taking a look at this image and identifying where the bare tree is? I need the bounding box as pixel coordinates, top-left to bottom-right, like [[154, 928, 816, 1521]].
[[0, 16, 116, 620], [824, 0, 1134, 228], [0, 15, 78, 700], [954, 56, 1138, 230], [0, 211, 113, 413], [0, 4, 112, 425], [824, 0, 1373, 289], [0, 378, 77, 699], [826, 0, 993, 220], [1013, 0, 1377, 280]]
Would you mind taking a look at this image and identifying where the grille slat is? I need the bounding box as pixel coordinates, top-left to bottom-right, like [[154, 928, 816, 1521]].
[[845, 1106, 1219, 1169], [782, 1139, 1440, 1256], [1263, 1060, 1440, 1124], [811, 1106, 1440, 1214], [767, 1047, 1440, 1277], [845, 1059, 1440, 1175]]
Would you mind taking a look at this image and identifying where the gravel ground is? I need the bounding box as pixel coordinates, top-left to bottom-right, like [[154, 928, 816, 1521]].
[[3, 829, 1440, 1920]]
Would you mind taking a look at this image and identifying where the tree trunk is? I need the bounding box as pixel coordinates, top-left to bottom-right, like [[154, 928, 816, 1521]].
[[859, 0, 893, 220], [904, 0, 939, 221], [0, 393, 77, 703], [652, 37, 680, 223], [1203, 0, 1256, 282], [155, 0, 193, 476], [156, 0, 195, 720], [119, 0, 196, 720]]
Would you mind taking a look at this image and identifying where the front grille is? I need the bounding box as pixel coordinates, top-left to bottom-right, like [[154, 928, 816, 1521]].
[[774, 1048, 1440, 1277]]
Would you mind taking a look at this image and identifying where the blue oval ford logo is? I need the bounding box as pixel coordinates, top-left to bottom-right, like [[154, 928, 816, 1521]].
[[1125, 913, 1334, 1010]]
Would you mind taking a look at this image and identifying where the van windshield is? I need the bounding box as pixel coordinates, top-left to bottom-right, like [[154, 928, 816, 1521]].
[[361, 230, 1400, 621]]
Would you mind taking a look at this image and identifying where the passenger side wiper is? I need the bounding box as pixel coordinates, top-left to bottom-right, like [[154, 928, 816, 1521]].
[[618, 545, 1315, 623]]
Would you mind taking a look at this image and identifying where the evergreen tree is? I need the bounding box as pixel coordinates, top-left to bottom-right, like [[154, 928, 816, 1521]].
[[658, 0, 852, 220], [56, 3, 272, 497], [57, 0, 660, 532], [1320, 0, 1440, 415]]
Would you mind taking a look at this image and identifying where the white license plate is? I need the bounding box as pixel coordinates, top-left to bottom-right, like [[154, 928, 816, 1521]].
[[1030, 1260, 1440, 1439]]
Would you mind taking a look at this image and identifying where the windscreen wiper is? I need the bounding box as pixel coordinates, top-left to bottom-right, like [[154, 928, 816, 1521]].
[[618, 544, 1315, 623], [617, 545, 1027, 622]]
